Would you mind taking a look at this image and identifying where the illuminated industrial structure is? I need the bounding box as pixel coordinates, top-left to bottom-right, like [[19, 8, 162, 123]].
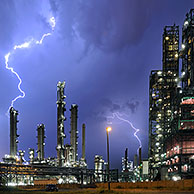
[[37, 124, 45, 162], [165, 9, 194, 180], [56, 81, 66, 167], [70, 104, 78, 163], [0, 81, 93, 186], [94, 155, 104, 182], [121, 148, 133, 182], [149, 9, 194, 180], [29, 148, 34, 164], [10, 107, 19, 158]]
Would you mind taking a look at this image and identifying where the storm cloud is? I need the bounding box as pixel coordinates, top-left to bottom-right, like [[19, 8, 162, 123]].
[[100, 98, 140, 114], [0, 0, 193, 169], [50, 0, 155, 52]]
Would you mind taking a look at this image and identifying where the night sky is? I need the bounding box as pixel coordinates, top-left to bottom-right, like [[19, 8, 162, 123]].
[[0, 0, 194, 170]]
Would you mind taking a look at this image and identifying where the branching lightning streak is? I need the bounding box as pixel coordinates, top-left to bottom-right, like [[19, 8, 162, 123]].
[[5, 17, 56, 112], [107, 112, 142, 152]]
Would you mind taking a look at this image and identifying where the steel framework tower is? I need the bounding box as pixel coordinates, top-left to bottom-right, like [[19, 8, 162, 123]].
[[149, 25, 179, 180], [164, 9, 194, 179], [182, 9, 194, 89], [149, 70, 165, 179], [163, 25, 179, 74], [149, 9, 194, 180], [56, 81, 66, 166], [162, 25, 179, 135], [37, 124, 45, 161], [10, 107, 19, 157], [70, 104, 78, 162]]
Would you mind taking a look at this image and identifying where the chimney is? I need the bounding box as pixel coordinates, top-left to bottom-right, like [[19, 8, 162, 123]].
[[134, 154, 138, 168], [82, 123, 86, 160], [124, 148, 128, 171], [139, 147, 142, 166]]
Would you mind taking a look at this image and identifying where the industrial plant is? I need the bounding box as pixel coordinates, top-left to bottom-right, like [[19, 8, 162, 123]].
[[0, 81, 91, 185], [1, 8, 194, 187], [149, 9, 194, 181]]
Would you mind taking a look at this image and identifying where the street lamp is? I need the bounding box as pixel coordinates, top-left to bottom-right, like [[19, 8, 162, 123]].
[[106, 126, 112, 191]]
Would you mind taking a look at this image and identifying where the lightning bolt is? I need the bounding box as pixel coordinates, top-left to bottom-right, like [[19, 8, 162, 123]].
[[107, 112, 142, 152], [5, 17, 56, 113]]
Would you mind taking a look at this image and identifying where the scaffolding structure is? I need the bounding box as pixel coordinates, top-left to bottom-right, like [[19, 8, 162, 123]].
[[149, 25, 179, 179], [166, 89, 194, 179], [182, 9, 194, 89], [0, 162, 118, 185], [165, 10, 194, 179], [149, 70, 166, 180], [149, 9, 194, 180]]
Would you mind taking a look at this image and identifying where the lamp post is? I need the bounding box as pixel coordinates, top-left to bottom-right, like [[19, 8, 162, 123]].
[[106, 126, 112, 191]]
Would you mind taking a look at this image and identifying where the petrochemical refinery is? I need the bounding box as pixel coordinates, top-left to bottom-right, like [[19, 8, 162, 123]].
[[149, 9, 194, 181], [1, 8, 194, 186]]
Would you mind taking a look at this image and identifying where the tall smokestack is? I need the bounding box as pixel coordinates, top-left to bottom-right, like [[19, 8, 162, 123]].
[[134, 154, 137, 168], [37, 124, 45, 161], [10, 107, 19, 157], [56, 81, 66, 166], [124, 148, 128, 171], [82, 123, 86, 160], [139, 147, 142, 166], [70, 104, 78, 162]]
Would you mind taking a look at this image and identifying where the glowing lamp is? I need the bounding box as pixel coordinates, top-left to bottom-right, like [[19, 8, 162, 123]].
[[106, 127, 112, 132], [182, 44, 186, 50]]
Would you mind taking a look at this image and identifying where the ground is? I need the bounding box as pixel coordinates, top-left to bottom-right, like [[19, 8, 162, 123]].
[[1, 187, 194, 194]]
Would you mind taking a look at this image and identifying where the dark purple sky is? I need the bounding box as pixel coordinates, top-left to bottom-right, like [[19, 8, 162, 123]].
[[0, 0, 193, 170]]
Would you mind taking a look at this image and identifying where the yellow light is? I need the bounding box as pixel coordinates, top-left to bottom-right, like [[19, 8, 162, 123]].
[[106, 127, 112, 132], [165, 36, 169, 40]]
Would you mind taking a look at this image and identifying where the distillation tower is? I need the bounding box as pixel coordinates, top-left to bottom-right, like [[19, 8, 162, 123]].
[[56, 81, 66, 166], [37, 124, 45, 162], [10, 107, 19, 158], [82, 123, 86, 161], [70, 104, 78, 162]]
